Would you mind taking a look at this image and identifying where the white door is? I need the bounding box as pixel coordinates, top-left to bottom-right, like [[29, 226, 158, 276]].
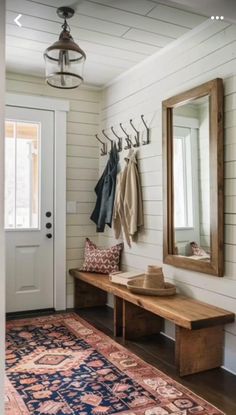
[[5, 106, 54, 312]]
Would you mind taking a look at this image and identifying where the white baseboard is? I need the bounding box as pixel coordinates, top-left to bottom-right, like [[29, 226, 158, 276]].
[[106, 293, 114, 308], [160, 331, 175, 341], [221, 365, 236, 376]]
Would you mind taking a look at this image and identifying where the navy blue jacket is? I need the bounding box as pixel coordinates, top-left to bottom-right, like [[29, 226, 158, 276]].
[[90, 145, 119, 232]]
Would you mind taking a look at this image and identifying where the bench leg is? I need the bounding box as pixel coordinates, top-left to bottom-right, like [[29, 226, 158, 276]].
[[175, 325, 224, 376], [123, 300, 164, 340], [74, 279, 107, 309], [114, 296, 123, 337]]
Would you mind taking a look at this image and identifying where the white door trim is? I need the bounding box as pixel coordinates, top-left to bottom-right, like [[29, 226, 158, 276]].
[[6, 92, 69, 311], [6, 93, 69, 112]]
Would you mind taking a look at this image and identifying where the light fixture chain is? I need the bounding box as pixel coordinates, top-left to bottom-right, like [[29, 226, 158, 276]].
[[62, 19, 70, 32]]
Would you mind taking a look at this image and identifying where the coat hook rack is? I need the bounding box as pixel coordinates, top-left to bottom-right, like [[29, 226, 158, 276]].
[[102, 129, 114, 151], [130, 119, 140, 147], [111, 126, 122, 152], [95, 134, 107, 156], [141, 114, 150, 145], [120, 123, 132, 150]]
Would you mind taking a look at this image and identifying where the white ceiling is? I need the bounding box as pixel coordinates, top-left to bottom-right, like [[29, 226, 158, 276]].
[[168, 0, 236, 24], [6, 0, 209, 87]]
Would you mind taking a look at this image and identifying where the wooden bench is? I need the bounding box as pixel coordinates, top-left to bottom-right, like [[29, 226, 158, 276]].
[[69, 270, 235, 376]]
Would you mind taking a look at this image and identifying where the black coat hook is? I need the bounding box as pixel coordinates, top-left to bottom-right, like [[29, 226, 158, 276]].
[[111, 126, 122, 152], [120, 123, 132, 150], [141, 114, 150, 145], [95, 134, 107, 156], [129, 119, 140, 147], [102, 129, 114, 151]]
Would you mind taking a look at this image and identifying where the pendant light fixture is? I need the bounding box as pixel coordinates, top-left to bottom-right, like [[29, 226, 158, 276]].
[[44, 6, 86, 89]]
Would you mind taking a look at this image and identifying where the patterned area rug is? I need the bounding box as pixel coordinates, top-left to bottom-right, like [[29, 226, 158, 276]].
[[6, 313, 224, 415]]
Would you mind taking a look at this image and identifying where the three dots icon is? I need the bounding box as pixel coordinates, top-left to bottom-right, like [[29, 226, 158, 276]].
[[211, 16, 224, 20]]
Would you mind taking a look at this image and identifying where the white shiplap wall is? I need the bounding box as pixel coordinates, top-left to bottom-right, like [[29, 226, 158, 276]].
[[6, 72, 100, 308], [99, 20, 236, 374]]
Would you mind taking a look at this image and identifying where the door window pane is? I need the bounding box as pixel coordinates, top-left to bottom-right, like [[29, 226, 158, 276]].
[[5, 120, 40, 229], [174, 131, 194, 229], [174, 137, 186, 228]]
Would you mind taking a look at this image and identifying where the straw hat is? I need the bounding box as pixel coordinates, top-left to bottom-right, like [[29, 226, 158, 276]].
[[127, 265, 176, 296], [143, 265, 165, 289]]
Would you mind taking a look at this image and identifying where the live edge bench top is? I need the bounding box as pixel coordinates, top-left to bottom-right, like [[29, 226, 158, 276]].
[[69, 270, 235, 330]]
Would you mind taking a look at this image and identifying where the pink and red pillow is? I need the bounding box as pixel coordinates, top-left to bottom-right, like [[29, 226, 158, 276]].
[[80, 238, 123, 274]]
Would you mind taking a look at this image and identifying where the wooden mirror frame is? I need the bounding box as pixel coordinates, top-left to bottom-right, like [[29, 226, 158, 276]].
[[162, 78, 224, 277]]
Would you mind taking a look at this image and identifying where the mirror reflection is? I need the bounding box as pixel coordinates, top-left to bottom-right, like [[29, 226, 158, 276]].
[[173, 95, 210, 261]]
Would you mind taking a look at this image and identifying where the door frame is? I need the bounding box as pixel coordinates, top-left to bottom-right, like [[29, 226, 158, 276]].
[[6, 92, 69, 311]]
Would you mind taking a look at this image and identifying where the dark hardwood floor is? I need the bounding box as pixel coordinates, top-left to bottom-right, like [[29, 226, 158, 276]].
[[6, 306, 236, 415], [76, 306, 236, 415]]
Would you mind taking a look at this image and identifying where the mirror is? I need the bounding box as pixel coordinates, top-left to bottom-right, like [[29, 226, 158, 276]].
[[173, 95, 210, 259], [162, 79, 224, 277]]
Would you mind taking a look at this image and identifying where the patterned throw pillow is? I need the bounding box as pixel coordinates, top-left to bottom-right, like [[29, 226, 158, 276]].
[[80, 238, 124, 274]]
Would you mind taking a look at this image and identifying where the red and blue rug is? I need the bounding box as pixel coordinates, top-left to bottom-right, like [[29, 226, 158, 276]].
[[6, 313, 224, 415]]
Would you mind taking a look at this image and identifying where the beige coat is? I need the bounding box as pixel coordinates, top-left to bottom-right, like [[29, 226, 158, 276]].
[[113, 149, 143, 247]]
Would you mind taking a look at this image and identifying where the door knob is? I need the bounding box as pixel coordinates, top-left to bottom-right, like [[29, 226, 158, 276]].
[[46, 233, 52, 239], [46, 211, 52, 217], [46, 223, 52, 229]]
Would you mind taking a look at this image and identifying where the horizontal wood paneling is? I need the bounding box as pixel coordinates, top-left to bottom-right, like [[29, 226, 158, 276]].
[[5, 33, 148, 66], [144, 215, 163, 230], [66, 180, 97, 191], [6, 2, 128, 36], [122, 252, 162, 270], [76, 203, 94, 214], [6, 72, 99, 309], [6, 0, 207, 86], [124, 29, 173, 48], [142, 186, 162, 201], [77, 2, 194, 37], [140, 171, 162, 187], [88, 0, 157, 15], [67, 225, 95, 237], [67, 146, 98, 159], [143, 201, 163, 215], [147, 4, 206, 28], [66, 248, 84, 261], [67, 135, 97, 147], [225, 214, 236, 225], [6, 73, 100, 102], [67, 236, 98, 250], [99, 22, 236, 373], [102, 22, 231, 108], [66, 191, 95, 203], [67, 157, 98, 169], [67, 123, 98, 136], [67, 168, 98, 181]]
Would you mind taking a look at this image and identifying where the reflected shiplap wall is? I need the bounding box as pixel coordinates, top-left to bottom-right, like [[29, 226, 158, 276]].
[[6, 72, 99, 308], [99, 20, 236, 373]]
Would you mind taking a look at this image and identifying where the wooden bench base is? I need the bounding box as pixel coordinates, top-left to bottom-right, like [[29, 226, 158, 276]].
[[74, 278, 107, 309], [175, 325, 224, 376], [70, 271, 234, 376], [122, 300, 164, 340]]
